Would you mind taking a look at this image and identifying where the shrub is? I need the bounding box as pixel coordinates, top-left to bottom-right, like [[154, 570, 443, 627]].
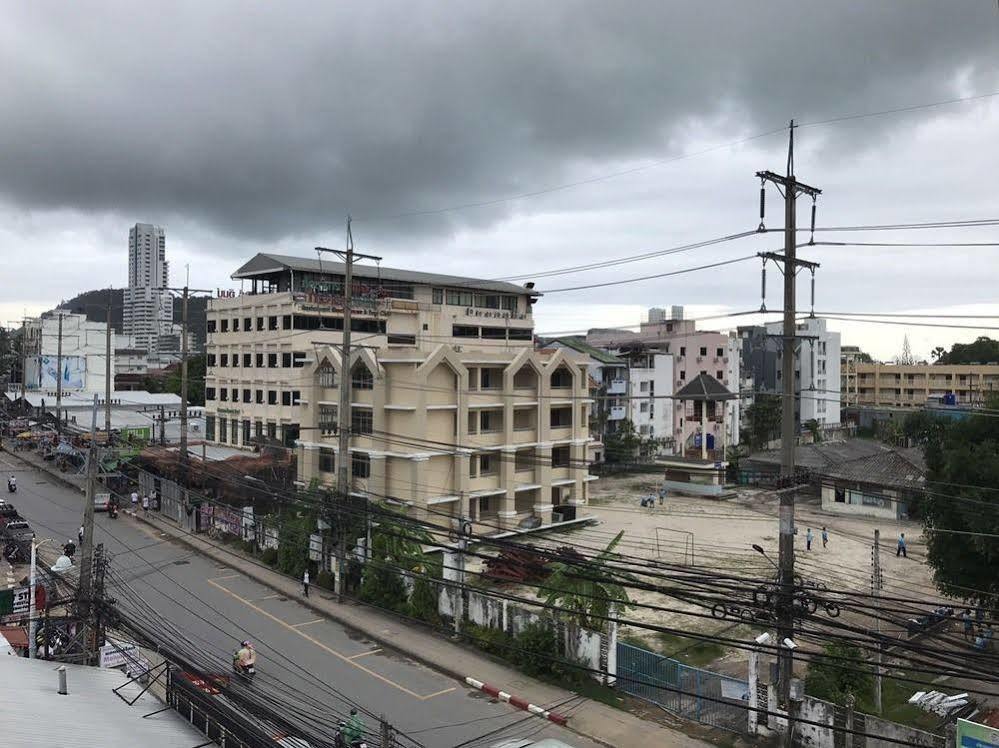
[[360, 560, 408, 614], [261, 548, 278, 566], [315, 570, 335, 591], [512, 622, 559, 677], [466, 623, 513, 658]]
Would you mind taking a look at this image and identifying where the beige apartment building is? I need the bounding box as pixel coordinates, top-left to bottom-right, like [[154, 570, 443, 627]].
[[204, 253, 593, 530], [847, 362, 999, 408]]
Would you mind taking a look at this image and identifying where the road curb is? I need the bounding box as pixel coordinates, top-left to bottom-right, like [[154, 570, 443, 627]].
[[465, 677, 570, 725]]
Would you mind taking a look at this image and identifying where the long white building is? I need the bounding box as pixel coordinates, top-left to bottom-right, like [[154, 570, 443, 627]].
[[123, 223, 173, 355]]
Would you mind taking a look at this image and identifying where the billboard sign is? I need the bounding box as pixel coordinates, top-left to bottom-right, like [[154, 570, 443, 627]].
[[39, 355, 86, 389], [957, 719, 999, 748]]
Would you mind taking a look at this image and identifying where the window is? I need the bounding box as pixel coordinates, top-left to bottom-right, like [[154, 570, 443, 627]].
[[240, 353, 249, 367], [352, 452, 370, 478], [351, 407, 373, 435], [231, 354, 239, 368], [244, 317, 252, 330], [242, 420, 251, 443], [243, 389, 252, 403], [257, 317, 265, 331], [231, 388, 240, 402], [205, 415, 215, 441], [319, 405, 338, 434], [292, 390, 301, 405], [221, 319, 229, 333], [283, 315, 292, 330], [508, 328, 532, 341], [480, 368, 502, 390], [479, 410, 501, 432], [478, 453, 497, 475], [268, 390, 278, 405], [282, 352, 292, 368], [639, 402, 648, 413], [207, 320, 217, 333], [716, 370, 724, 379], [220, 388, 228, 402], [699, 346, 707, 356], [552, 445, 570, 468], [387, 333, 416, 345], [268, 316, 278, 330], [206, 387, 216, 401], [218, 418, 228, 443], [233, 318, 240, 332], [432, 288, 444, 304], [319, 448, 335, 473], [282, 391, 292, 406], [256, 389, 264, 404], [679, 347, 686, 356], [256, 353, 264, 368], [551, 367, 572, 388], [452, 324, 479, 338], [639, 381, 649, 393], [254, 421, 263, 439], [318, 365, 337, 388], [679, 370, 686, 381], [293, 352, 307, 368], [550, 406, 572, 428], [266, 422, 277, 439], [268, 353, 278, 368], [220, 353, 229, 367], [501, 296, 518, 312], [352, 364, 374, 390], [207, 354, 217, 366], [446, 289, 474, 306]]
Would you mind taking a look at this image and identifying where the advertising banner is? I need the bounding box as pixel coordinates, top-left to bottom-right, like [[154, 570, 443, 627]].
[[957, 719, 999, 748], [39, 355, 86, 389]]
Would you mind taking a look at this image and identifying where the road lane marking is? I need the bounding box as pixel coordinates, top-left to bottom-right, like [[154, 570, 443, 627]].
[[257, 593, 283, 601], [206, 578, 450, 700], [421, 687, 456, 699], [213, 573, 240, 581], [348, 648, 381, 659], [292, 619, 324, 628]]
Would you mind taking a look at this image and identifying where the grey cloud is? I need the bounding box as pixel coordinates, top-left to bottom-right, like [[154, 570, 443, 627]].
[[0, 1, 997, 248]]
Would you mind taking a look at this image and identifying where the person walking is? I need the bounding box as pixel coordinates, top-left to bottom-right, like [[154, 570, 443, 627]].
[[961, 609, 975, 641], [302, 569, 310, 598], [821, 527, 829, 549], [897, 532, 907, 558], [131, 491, 139, 511], [658, 485, 668, 505], [142, 494, 150, 515], [806, 528, 813, 551]]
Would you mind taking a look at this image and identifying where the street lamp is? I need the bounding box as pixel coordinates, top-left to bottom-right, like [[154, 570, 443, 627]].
[[752, 543, 779, 572], [28, 537, 53, 659]]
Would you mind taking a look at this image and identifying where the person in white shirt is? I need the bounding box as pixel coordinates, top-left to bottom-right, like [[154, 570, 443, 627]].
[[130, 491, 139, 509], [142, 495, 150, 515]]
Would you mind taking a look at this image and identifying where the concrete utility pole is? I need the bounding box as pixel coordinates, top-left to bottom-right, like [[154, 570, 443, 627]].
[[180, 284, 190, 471], [78, 394, 99, 662], [159, 404, 166, 445], [872, 528, 884, 713], [105, 291, 113, 436], [755, 121, 822, 746], [55, 312, 64, 432], [317, 219, 382, 600], [20, 316, 30, 402]]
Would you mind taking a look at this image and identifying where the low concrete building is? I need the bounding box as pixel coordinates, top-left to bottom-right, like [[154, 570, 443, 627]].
[[852, 362, 999, 408], [819, 447, 926, 520], [22, 311, 115, 396]]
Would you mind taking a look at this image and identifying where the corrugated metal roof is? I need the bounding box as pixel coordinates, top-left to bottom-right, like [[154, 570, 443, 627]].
[[233, 252, 537, 296], [543, 337, 626, 365], [747, 439, 887, 470], [819, 449, 927, 490], [0, 656, 205, 747]]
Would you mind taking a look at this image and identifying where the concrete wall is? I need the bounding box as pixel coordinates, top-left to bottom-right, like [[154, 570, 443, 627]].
[[820, 483, 900, 521]]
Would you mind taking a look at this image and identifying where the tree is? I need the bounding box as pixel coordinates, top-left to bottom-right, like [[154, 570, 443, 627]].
[[805, 642, 873, 707], [604, 419, 642, 463], [542, 530, 633, 629], [930, 346, 947, 363], [143, 355, 207, 405], [804, 418, 822, 443], [921, 396, 999, 606], [360, 511, 432, 614], [741, 394, 781, 450], [934, 336, 999, 365], [894, 335, 915, 365]]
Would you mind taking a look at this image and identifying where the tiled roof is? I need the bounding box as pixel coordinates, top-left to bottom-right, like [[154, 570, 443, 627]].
[[674, 373, 735, 401], [747, 439, 887, 470], [820, 449, 927, 490]]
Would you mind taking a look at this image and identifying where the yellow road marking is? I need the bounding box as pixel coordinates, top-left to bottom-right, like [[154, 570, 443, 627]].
[[206, 578, 449, 700], [348, 648, 381, 659], [421, 687, 457, 699], [292, 619, 324, 628], [214, 573, 240, 581], [257, 593, 283, 601]]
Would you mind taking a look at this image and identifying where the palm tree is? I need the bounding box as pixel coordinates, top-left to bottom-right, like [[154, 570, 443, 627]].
[[542, 530, 633, 629]]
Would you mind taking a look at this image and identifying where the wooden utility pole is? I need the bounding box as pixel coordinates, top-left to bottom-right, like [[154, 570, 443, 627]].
[[78, 394, 99, 663], [317, 219, 381, 600], [55, 312, 64, 432], [756, 121, 821, 746], [105, 291, 113, 436]]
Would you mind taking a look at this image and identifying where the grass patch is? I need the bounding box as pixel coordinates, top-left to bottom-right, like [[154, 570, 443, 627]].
[[621, 631, 729, 668], [858, 672, 946, 733]]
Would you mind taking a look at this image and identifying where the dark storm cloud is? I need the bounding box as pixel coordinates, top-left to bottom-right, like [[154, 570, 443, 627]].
[[0, 1, 996, 247]]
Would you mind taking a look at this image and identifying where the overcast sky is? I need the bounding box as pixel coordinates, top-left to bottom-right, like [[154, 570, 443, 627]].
[[2, 1, 998, 360]]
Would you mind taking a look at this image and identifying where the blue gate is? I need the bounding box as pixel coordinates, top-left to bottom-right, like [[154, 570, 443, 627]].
[[616, 641, 750, 732]]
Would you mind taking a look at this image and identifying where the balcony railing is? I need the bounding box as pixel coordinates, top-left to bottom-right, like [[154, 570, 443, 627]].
[[606, 379, 627, 395]]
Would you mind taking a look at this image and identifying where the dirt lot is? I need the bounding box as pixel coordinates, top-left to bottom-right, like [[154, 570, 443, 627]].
[[474, 471, 951, 678]]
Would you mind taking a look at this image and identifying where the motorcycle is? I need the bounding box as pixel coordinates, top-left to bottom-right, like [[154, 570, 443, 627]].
[[7, 481, 15, 494], [232, 651, 256, 682], [108, 504, 119, 519], [334, 724, 367, 748]]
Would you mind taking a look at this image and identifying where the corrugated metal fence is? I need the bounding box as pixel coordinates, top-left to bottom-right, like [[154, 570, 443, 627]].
[[616, 641, 749, 732]]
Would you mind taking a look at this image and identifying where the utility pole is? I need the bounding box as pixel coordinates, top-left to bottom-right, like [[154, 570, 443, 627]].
[[105, 291, 113, 437], [159, 404, 166, 446], [317, 220, 382, 600], [55, 312, 64, 432], [179, 283, 190, 474], [756, 121, 821, 746], [20, 316, 30, 403], [78, 394, 99, 663], [872, 528, 883, 713], [379, 715, 392, 748]]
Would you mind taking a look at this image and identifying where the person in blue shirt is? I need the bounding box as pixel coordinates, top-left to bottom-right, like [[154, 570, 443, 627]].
[[821, 527, 829, 549], [805, 528, 813, 551], [896, 532, 907, 558]]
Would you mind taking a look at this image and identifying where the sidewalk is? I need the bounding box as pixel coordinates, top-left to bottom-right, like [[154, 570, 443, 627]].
[[14, 449, 710, 748]]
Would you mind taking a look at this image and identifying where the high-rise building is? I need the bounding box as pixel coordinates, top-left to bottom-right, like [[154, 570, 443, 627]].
[[123, 223, 173, 354]]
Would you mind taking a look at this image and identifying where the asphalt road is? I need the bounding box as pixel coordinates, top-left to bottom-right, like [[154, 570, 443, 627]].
[[1, 452, 602, 748]]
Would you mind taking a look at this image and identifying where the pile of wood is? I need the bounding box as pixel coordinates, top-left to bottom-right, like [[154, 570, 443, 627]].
[[483, 544, 588, 583]]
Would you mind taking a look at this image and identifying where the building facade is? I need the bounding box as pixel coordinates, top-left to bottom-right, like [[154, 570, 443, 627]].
[[123, 223, 173, 355], [739, 317, 841, 428], [850, 362, 999, 408], [840, 345, 869, 407], [23, 312, 114, 395], [621, 349, 673, 445], [204, 253, 593, 530]]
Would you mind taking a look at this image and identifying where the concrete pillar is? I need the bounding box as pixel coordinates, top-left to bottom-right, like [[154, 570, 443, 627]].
[[700, 401, 707, 460], [499, 446, 517, 528], [410, 456, 428, 510]]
